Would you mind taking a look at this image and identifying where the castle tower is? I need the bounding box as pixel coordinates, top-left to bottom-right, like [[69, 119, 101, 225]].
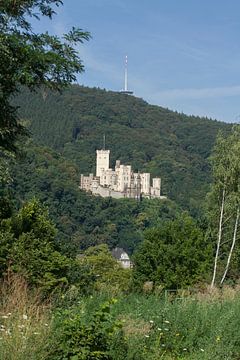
[[96, 150, 110, 177]]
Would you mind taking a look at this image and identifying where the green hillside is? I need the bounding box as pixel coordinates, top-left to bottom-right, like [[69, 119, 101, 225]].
[[11, 141, 179, 255], [14, 85, 230, 211]]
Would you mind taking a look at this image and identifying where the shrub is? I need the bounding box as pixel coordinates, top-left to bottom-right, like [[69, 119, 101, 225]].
[[46, 299, 127, 360]]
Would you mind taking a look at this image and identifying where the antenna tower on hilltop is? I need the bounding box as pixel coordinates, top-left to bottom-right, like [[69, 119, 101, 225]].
[[120, 55, 133, 95]]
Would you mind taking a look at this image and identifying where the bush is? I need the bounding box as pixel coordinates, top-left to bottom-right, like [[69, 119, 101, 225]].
[[46, 299, 127, 360]]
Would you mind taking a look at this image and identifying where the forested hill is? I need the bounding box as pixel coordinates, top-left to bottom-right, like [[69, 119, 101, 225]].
[[14, 85, 230, 210]]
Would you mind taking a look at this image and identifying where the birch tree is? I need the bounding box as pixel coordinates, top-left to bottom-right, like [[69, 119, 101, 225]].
[[208, 126, 240, 287]]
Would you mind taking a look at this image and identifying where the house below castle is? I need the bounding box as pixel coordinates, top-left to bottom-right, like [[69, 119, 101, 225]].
[[80, 149, 166, 200], [111, 247, 132, 269]]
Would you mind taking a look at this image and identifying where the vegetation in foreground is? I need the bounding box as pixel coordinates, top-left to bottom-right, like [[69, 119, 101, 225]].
[[1, 275, 240, 360]]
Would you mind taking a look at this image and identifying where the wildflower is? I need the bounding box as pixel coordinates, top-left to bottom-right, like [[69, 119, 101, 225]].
[[161, 344, 165, 347], [216, 336, 221, 342], [0, 328, 4, 332], [145, 335, 150, 338], [149, 320, 154, 324], [44, 323, 49, 327], [164, 328, 169, 331], [18, 324, 25, 329], [176, 333, 180, 336], [22, 314, 28, 320], [183, 348, 187, 351], [1, 315, 8, 319], [200, 348, 204, 352], [33, 332, 40, 335], [164, 320, 170, 324], [7, 313, 11, 316]]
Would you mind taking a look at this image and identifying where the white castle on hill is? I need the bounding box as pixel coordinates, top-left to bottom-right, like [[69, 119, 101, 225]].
[[80, 149, 166, 200]]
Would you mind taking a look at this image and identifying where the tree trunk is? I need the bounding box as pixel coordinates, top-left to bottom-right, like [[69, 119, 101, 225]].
[[220, 206, 239, 285], [211, 187, 225, 288]]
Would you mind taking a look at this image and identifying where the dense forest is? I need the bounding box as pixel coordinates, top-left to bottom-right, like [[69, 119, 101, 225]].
[[9, 85, 231, 256], [14, 85, 231, 212], [10, 141, 180, 255]]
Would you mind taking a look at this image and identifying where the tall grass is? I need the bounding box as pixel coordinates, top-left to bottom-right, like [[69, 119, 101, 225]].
[[1, 278, 240, 359], [0, 272, 51, 360], [83, 289, 240, 359]]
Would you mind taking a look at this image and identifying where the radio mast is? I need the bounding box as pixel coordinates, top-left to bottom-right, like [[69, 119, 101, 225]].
[[120, 55, 133, 95]]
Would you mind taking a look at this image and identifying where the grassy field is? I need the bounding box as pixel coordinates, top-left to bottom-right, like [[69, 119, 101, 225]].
[[82, 288, 240, 360], [1, 278, 240, 359]]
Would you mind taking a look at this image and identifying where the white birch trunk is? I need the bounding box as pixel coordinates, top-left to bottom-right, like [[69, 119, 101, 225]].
[[211, 187, 225, 288], [220, 207, 240, 285]]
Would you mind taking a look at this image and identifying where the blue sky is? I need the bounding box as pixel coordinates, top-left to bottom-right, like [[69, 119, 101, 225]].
[[33, 1, 240, 122]]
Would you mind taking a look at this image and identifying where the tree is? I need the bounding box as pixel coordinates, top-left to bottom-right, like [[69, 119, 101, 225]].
[[207, 126, 240, 287], [0, 0, 90, 153], [77, 244, 132, 294], [0, 199, 70, 292], [132, 214, 211, 290]]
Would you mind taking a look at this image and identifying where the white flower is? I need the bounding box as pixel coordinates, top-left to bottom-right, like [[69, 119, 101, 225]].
[[183, 348, 187, 351], [149, 320, 154, 324], [164, 328, 169, 331], [44, 323, 48, 327], [1, 315, 8, 319], [157, 328, 162, 331], [164, 320, 170, 324], [145, 335, 150, 338], [33, 332, 40, 335], [7, 313, 11, 316], [22, 314, 28, 320], [200, 349, 204, 352]]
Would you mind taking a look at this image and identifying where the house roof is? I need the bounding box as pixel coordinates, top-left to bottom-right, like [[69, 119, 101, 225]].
[[111, 247, 129, 260]]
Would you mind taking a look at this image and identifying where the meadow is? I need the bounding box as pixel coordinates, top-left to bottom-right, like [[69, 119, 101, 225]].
[[1, 276, 240, 360]]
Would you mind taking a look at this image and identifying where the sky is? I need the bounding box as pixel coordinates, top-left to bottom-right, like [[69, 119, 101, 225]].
[[32, 0, 240, 123]]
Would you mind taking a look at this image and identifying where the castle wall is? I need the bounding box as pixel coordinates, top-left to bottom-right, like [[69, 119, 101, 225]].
[[80, 149, 164, 200]]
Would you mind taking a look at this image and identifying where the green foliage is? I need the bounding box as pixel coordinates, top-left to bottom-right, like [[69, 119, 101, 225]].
[[0, 198, 70, 292], [206, 125, 240, 285], [133, 214, 212, 289], [10, 142, 179, 255], [77, 244, 132, 294], [13, 85, 230, 211], [46, 299, 125, 360], [0, 0, 90, 153]]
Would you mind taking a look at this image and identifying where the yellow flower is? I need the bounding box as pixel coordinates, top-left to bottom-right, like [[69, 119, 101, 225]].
[[216, 336, 221, 342], [176, 333, 180, 337]]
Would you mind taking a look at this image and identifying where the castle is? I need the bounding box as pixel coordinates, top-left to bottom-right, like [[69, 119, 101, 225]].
[[80, 149, 166, 200]]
